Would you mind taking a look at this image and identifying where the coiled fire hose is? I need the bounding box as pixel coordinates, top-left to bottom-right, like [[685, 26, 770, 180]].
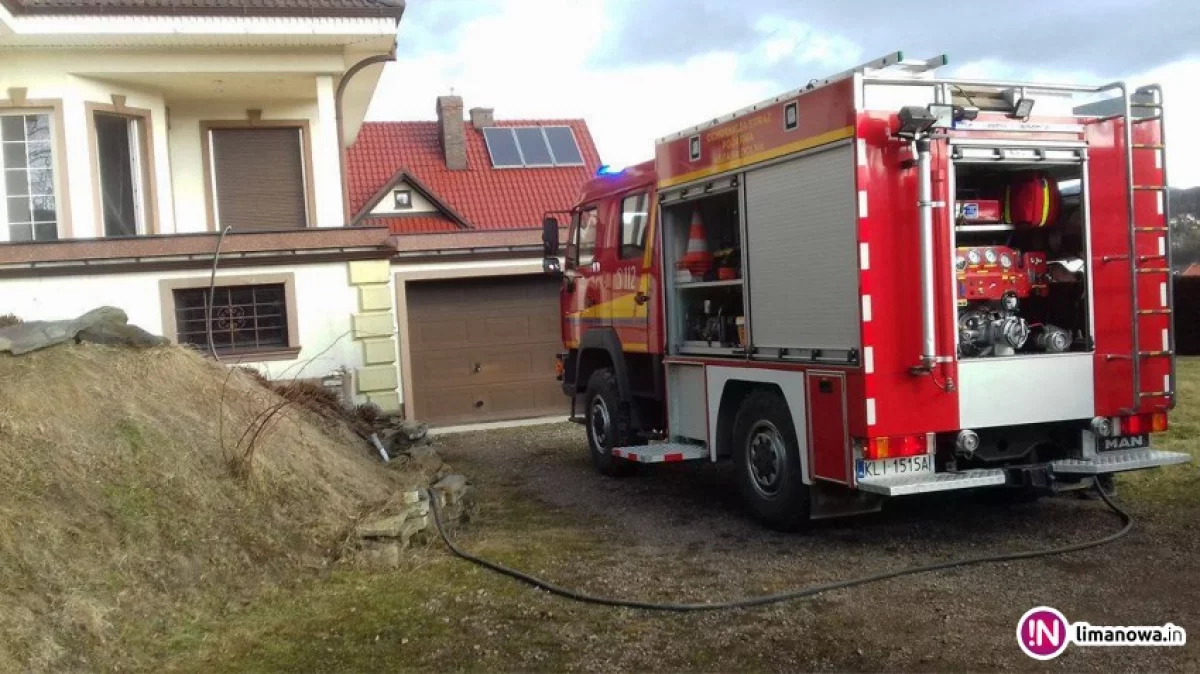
[[426, 484, 1131, 613]]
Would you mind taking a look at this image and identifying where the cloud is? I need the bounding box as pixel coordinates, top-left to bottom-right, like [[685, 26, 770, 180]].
[[369, 0, 778, 168], [370, 0, 1200, 185], [598, 0, 1200, 80]]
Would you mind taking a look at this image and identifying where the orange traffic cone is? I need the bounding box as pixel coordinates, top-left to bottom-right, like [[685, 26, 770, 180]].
[[677, 209, 713, 279]]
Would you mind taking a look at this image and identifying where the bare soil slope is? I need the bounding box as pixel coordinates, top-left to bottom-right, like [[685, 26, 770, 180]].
[[0, 344, 404, 671]]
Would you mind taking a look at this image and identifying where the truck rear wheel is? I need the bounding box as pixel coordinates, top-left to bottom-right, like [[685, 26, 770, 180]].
[[584, 368, 634, 477], [733, 390, 810, 530]]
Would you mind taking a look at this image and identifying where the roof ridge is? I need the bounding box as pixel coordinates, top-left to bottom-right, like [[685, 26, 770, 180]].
[[361, 118, 589, 127]]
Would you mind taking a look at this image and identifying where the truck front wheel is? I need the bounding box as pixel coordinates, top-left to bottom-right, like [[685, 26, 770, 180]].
[[733, 390, 810, 530], [584, 368, 634, 477]]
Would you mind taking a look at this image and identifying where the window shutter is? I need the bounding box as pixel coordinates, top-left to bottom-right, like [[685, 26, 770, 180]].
[[210, 128, 307, 230]]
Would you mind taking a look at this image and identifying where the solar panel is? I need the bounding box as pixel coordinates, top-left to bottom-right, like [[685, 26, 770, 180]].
[[514, 127, 554, 166], [483, 127, 523, 167], [544, 126, 583, 166]]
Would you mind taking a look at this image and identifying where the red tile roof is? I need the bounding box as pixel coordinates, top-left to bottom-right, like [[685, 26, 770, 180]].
[[359, 214, 460, 234], [346, 118, 602, 248]]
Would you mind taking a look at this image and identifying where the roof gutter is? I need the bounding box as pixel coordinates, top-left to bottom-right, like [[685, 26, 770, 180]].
[[0, 0, 406, 19], [337, 45, 399, 225]]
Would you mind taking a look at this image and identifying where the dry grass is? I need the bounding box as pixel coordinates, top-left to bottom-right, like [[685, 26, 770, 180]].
[[0, 343, 410, 672], [0, 313, 21, 328]]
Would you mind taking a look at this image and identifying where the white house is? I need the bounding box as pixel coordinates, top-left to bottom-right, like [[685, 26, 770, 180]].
[[0, 0, 603, 424], [0, 0, 407, 411]]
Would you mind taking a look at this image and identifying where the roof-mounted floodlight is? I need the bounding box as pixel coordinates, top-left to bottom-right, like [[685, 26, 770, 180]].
[[1011, 98, 1035, 120], [927, 103, 954, 129], [897, 106, 938, 137]]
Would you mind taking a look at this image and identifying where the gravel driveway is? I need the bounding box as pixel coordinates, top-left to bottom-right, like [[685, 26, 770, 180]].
[[430, 422, 1200, 672]]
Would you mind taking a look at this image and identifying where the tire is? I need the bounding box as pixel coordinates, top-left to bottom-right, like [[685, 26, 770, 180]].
[[732, 389, 810, 530], [583, 368, 634, 477]]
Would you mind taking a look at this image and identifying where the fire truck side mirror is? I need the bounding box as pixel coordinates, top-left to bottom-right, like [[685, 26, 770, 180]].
[[542, 216, 560, 256], [542, 216, 562, 277]]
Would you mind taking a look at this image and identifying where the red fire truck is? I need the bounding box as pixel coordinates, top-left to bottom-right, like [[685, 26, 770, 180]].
[[540, 52, 1189, 528]]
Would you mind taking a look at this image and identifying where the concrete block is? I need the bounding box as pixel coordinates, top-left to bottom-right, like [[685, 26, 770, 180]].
[[399, 515, 428, 546], [362, 337, 397, 365], [348, 260, 391, 285], [357, 365, 399, 393], [353, 311, 394, 339], [367, 391, 402, 414], [357, 515, 404, 539], [358, 285, 393, 312]]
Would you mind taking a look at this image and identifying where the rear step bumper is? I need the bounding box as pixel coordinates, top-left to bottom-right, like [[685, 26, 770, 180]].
[[856, 469, 1007, 496], [857, 448, 1190, 496], [1050, 448, 1191, 474]]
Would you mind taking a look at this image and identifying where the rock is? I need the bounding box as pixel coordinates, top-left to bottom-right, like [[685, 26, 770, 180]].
[[356, 500, 431, 540], [432, 474, 469, 506], [430, 474, 476, 527], [399, 515, 428, 546], [408, 499, 431, 517], [357, 515, 406, 539], [76, 322, 168, 348], [408, 446, 443, 475], [380, 419, 430, 456], [401, 489, 424, 505], [0, 306, 130, 355]]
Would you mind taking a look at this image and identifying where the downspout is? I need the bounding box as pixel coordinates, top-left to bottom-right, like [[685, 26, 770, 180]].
[[336, 47, 399, 225], [916, 136, 937, 371]]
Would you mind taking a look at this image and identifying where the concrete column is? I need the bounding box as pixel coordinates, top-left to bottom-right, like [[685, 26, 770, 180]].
[[314, 75, 344, 228]]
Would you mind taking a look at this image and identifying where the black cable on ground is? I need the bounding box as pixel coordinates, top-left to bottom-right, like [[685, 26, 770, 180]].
[[426, 484, 1132, 613]]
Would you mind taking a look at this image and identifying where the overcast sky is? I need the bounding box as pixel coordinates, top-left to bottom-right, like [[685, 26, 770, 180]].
[[367, 0, 1200, 187]]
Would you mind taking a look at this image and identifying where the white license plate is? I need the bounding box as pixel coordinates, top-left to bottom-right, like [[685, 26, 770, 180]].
[[856, 455, 933, 480]]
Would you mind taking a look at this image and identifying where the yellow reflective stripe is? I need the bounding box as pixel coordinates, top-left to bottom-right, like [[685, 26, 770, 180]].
[[641, 200, 656, 271], [1003, 186, 1011, 223], [1040, 177, 1051, 226]]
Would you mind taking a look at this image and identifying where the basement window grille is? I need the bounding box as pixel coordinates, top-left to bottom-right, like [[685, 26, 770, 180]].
[[173, 284, 288, 354]]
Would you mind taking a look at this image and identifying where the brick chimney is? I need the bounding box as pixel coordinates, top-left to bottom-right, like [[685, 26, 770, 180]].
[[469, 107, 495, 130], [435, 95, 466, 170]]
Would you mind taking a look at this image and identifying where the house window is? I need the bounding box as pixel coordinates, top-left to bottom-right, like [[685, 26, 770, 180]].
[[619, 192, 649, 259], [393, 189, 412, 210], [207, 126, 308, 231], [1, 112, 58, 242], [94, 112, 149, 237], [173, 284, 289, 355]]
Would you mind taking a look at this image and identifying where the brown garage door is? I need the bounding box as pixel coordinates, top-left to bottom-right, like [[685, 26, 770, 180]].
[[407, 275, 566, 425]]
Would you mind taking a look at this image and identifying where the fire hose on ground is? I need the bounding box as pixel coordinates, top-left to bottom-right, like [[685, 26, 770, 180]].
[[426, 484, 1131, 613]]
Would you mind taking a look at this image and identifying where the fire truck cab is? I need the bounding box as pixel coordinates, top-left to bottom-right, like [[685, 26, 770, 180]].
[[542, 52, 1189, 529]]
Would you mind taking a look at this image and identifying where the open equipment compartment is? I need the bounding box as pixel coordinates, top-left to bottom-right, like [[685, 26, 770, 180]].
[[661, 177, 746, 357], [949, 142, 1094, 360]]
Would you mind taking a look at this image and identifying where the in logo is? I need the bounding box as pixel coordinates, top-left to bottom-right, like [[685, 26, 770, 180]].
[[1017, 606, 1070, 660]]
